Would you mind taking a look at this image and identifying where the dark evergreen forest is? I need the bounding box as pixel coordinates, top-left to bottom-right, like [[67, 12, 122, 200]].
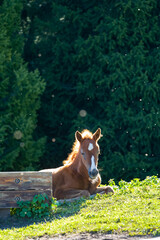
[[0, 0, 160, 182]]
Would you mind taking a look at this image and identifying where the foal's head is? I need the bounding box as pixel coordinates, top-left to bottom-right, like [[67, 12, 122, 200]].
[[75, 128, 102, 180]]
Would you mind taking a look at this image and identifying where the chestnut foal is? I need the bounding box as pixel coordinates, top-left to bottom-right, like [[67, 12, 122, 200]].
[[40, 128, 113, 200]]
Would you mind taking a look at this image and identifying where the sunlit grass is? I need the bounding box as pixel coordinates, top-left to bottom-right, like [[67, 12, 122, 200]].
[[0, 176, 160, 240]]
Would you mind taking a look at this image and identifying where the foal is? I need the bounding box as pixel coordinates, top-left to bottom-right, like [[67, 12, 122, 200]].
[[40, 128, 114, 200]]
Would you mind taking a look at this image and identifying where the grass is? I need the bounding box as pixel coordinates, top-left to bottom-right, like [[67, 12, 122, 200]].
[[0, 176, 160, 240]]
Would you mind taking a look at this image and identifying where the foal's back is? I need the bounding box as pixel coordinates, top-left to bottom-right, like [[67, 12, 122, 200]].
[[40, 167, 63, 174]]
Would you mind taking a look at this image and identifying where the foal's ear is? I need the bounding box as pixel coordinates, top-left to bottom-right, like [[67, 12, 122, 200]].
[[93, 128, 102, 141], [75, 131, 82, 142]]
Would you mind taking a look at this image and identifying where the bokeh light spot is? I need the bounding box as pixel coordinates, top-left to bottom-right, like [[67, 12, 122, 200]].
[[79, 109, 87, 117], [13, 130, 23, 140]]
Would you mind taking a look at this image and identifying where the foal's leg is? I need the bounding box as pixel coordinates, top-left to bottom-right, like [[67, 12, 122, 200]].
[[89, 175, 114, 195], [54, 188, 90, 200], [93, 186, 114, 195]]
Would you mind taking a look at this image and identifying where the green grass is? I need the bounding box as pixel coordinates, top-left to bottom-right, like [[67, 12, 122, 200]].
[[0, 176, 160, 240]]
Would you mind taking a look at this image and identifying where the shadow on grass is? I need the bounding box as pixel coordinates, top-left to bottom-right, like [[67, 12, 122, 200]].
[[0, 197, 88, 230]]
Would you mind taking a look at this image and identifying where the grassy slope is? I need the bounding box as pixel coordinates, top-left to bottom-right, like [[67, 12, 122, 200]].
[[0, 176, 160, 240]]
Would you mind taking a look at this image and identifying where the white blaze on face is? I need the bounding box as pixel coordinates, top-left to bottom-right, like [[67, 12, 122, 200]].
[[90, 155, 96, 171], [88, 143, 94, 151]]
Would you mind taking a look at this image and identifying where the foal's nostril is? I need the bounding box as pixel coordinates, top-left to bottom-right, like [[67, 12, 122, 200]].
[[89, 168, 99, 179], [92, 168, 98, 176]]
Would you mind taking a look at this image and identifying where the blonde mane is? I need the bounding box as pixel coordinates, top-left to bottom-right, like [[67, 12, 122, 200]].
[[63, 129, 93, 166]]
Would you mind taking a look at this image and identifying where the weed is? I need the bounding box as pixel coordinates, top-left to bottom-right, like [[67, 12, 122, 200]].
[[11, 193, 58, 219]]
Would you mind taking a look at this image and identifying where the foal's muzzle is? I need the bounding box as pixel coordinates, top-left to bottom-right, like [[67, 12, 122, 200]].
[[88, 168, 99, 179]]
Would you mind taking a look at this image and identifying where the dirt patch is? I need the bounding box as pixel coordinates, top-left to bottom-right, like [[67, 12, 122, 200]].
[[26, 233, 155, 240]]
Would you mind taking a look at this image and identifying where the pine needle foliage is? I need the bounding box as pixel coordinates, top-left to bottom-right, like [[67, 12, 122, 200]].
[[23, 0, 160, 181], [0, 0, 46, 171]]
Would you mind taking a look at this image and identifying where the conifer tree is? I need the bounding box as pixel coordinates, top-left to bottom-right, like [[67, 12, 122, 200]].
[[23, 0, 160, 181], [0, 0, 46, 171]]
